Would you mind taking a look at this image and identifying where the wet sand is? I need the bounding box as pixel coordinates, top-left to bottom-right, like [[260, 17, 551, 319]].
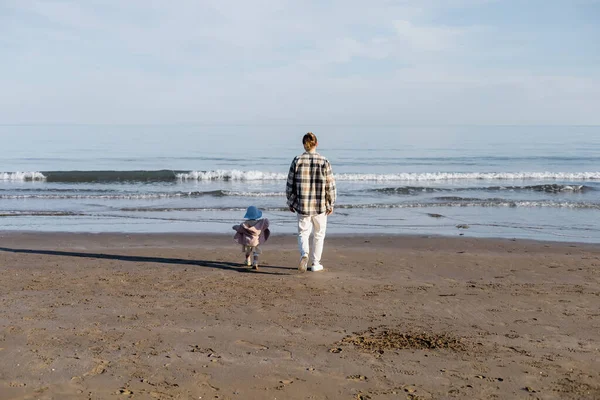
[[0, 232, 599, 400]]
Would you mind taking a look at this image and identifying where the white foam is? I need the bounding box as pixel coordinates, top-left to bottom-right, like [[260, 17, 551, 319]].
[[339, 200, 600, 209], [333, 172, 600, 181], [176, 170, 600, 182], [0, 191, 286, 200], [0, 193, 180, 200], [177, 170, 287, 181], [224, 191, 285, 197], [0, 171, 46, 181], [3, 170, 600, 182]]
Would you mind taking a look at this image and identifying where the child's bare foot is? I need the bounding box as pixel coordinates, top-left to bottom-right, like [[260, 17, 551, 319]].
[[245, 255, 252, 266]]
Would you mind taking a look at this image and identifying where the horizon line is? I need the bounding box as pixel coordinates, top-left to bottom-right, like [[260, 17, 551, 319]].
[[1, 123, 599, 128]]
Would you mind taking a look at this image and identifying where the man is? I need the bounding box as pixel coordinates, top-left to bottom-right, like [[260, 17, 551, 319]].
[[286, 132, 337, 272]]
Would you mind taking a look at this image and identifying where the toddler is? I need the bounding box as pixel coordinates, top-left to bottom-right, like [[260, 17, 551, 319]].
[[232, 206, 270, 269]]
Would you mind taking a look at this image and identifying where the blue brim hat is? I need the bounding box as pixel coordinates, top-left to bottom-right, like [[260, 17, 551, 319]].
[[244, 206, 262, 220]]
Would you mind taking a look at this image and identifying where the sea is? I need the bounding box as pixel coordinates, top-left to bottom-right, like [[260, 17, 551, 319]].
[[1, 125, 599, 243]]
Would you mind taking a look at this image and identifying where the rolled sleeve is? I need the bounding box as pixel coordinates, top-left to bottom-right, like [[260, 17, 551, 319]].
[[286, 158, 297, 208], [325, 160, 336, 209]]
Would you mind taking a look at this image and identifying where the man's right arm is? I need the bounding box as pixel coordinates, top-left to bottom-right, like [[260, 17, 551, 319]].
[[286, 158, 297, 212]]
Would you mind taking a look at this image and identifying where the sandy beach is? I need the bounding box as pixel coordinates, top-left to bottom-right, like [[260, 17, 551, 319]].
[[0, 232, 599, 399]]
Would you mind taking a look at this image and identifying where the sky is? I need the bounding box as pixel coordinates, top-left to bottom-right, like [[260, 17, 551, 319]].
[[1, 0, 599, 126]]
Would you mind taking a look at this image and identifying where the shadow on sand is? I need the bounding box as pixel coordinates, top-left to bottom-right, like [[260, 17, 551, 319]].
[[0, 247, 295, 276]]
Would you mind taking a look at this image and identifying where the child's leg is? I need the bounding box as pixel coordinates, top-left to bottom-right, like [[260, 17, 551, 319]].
[[243, 245, 252, 266], [252, 246, 261, 269]]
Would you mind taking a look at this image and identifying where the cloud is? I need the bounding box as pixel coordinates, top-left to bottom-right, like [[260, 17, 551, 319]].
[[0, 0, 598, 125], [392, 20, 467, 52]]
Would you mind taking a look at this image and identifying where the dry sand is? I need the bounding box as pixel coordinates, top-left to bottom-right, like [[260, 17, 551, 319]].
[[0, 232, 599, 400]]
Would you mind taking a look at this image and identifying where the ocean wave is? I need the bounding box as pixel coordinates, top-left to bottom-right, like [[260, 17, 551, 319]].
[[120, 207, 253, 212], [336, 172, 600, 181], [179, 171, 600, 182], [486, 184, 592, 192], [0, 211, 84, 217], [0, 172, 47, 181], [371, 184, 594, 195], [337, 201, 600, 210], [369, 186, 441, 194], [2, 170, 600, 183], [0, 190, 286, 200], [3, 200, 598, 217], [115, 200, 600, 212], [177, 170, 286, 181], [225, 191, 285, 197]]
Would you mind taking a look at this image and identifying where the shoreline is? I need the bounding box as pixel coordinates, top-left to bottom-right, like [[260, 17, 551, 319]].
[[1, 232, 599, 399], [1, 230, 599, 249]]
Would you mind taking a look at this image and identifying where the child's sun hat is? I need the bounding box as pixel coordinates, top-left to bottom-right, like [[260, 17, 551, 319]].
[[244, 205, 262, 220]]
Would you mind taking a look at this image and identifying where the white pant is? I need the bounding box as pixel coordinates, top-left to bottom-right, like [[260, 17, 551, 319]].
[[297, 212, 328, 266]]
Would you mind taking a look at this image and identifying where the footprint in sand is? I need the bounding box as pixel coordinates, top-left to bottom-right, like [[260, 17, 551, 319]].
[[235, 339, 269, 350], [84, 360, 109, 376]]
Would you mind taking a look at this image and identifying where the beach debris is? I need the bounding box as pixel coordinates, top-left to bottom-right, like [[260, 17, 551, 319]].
[[118, 388, 133, 395], [346, 375, 368, 381], [427, 213, 444, 218], [456, 224, 470, 229], [329, 347, 343, 353], [279, 379, 293, 385], [337, 326, 467, 353], [84, 360, 109, 376], [475, 375, 485, 379], [190, 345, 214, 353], [523, 386, 536, 393]]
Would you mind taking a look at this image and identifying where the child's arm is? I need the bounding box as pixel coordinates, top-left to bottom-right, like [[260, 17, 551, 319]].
[[262, 219, 270, 242]]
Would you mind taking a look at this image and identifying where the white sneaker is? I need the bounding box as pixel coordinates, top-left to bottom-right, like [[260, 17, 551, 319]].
[[308, 264, 324, 272], [298, 256, 308, 272]]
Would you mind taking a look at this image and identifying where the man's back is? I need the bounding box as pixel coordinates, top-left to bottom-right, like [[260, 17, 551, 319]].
[[286, 151, 336, 215]]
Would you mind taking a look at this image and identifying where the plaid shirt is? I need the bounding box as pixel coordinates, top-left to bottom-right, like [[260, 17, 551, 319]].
[[286, 151, 337, 215]]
